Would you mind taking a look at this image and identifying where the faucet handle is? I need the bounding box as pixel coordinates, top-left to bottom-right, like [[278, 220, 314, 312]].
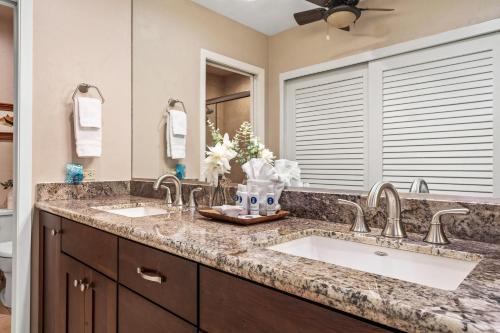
[[160, 185, 173, 206], [424, 208, 469, 245], [188, 187, 203, 209], [338, 199, 370, 233]]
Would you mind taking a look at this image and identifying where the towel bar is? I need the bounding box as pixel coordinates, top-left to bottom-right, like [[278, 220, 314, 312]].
[[72, 83, 105, 103], [168, 98, 186, 113]]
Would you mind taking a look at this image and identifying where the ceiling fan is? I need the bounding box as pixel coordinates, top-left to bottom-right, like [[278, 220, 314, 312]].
[[294, 0, 394, 31]]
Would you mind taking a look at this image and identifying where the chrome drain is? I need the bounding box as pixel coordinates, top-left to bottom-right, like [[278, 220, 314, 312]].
[[374, 251, 388, 257]]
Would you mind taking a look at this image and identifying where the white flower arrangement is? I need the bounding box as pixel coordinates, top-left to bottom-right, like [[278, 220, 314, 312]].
[[203, 131, 237, 185], [204, 120, 275, 184], [232, 122, 275, 165]]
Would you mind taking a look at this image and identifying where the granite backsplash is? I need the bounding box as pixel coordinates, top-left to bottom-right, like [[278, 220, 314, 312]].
[[36, 180, 500, 244]]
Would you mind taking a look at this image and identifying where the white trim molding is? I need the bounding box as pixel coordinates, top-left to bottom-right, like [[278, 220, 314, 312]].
[[199, 49, 266, 181], [279, 18, 500, 156], [11, 0, 33, 332]]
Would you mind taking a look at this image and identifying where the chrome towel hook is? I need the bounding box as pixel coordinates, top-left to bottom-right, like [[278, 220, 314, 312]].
[[72, 83, 105, 103]]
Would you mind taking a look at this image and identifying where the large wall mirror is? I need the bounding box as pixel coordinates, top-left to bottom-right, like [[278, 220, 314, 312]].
[[132, 0, 500, 198]]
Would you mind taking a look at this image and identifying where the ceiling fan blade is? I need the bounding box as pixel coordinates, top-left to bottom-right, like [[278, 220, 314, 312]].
[[305, 0, 330, 7], [294, 8, 326, 25], [359, 8, 395, 11]]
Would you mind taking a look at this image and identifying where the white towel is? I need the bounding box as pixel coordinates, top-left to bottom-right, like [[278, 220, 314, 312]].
[[78, 97, 102, 128], [74, 97, 102, 157], [166, 110, 186, 159], [170, 110, 187, 136]]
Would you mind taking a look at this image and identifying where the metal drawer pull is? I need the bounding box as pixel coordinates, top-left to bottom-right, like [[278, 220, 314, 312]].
[[80, 281, 92, 292], [73, 279, 81, 288], [51, 229, 58, 236], [136, 267, 165, 284]]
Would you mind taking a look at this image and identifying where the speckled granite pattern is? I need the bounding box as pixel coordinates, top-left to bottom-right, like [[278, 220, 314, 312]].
[[132, 180, 500, 244], [36, 195, 500, 333], [280, 189, 500, 245], [36, 181, 130, 201]]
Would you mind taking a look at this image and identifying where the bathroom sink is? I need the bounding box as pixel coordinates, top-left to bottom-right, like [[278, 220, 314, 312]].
[[96, 206, 170, 217], [268, 236, 478, 290]]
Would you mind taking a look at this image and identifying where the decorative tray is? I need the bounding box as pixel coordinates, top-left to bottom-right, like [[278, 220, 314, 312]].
[[197, 209, 289, 225]]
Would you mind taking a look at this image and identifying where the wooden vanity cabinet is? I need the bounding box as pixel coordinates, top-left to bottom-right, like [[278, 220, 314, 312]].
[[37, 211, 399, 333]]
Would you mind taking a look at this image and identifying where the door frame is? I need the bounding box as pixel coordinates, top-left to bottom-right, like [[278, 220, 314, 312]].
[[0, 0, 34, 332], [199, 49, 265, 181]]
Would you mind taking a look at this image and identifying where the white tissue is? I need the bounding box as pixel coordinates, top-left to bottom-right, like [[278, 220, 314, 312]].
[[242, 158, 279, 181], [275, 159, 303, 187], [213, 205, 243, 217]]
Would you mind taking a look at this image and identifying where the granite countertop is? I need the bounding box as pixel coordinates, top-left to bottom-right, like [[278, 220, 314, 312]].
[[36, 195, 500, 333]]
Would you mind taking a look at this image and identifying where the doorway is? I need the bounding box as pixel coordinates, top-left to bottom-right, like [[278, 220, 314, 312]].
[[205, 64, 252, 183], [0, 3, 15, 331], [199, 49, 266, 182]]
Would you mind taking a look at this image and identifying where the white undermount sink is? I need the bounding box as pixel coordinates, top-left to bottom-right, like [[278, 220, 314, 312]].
[[268, 236, 478, 290], [96, 206, 170, 218]]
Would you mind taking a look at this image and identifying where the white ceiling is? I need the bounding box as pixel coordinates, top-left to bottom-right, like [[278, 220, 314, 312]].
[[191, 0, 318, 36]]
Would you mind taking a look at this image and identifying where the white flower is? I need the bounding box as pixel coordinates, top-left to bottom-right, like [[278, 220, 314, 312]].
[[204, 134, 237, 185], [259, 148, 275, 164]]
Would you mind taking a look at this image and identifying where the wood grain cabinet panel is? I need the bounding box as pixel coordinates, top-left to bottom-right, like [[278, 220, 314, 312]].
[[61, 219, 118, 280], [60, 254, 87, 333], [60, 254, 117, 333], [200, 266, 396, 333], [118, 238, 198, 324], [118, 286, 196, 333], [39, 211, 62, 333]]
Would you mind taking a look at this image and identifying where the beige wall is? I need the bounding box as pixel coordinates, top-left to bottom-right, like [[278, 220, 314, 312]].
[[33, 0, 132, 185], [132, 0, 268, 180], [0, 6, 13, 208], [267, 0, 500, 155]]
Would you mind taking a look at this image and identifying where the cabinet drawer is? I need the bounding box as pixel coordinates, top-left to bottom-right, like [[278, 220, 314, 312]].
[[118, 239, 197, 324], [61, 219, 118, 280], [200, 266, 395, 333], [119, 286, 196, 333]]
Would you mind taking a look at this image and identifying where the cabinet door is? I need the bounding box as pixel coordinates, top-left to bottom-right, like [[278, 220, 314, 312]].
[[200, 266, 393, 333], [118, 286, 196, 333], [83, 266, 117, 333], [60, 254, 86, 333], [39, 211, 62, 333]]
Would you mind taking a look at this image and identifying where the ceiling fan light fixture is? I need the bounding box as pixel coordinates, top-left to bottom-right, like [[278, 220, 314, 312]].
[[325, 5, 360, 29]]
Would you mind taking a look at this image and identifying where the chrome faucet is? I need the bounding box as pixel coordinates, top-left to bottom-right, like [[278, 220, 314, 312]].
[[337, 199, 370, 233], [409, 178, 429, 194], [153, 174, 183, 207], [188, 187, 203, 209], [160, 185, 173, 206], [367, 181, 406, 238], [424, 208, 469, 245]]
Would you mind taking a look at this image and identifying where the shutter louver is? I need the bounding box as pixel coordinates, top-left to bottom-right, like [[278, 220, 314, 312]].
[[381, 49, 495, 196], [294, 71, 367, 189]]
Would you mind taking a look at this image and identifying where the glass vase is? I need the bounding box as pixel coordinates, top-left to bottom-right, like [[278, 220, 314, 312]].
[[211, 175, 226, 207]]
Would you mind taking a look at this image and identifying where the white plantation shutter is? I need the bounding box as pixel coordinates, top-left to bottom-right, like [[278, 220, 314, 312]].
[[369, 34, 500, 196], [284, 33, 500, 196], [284, 66, 368, 189]]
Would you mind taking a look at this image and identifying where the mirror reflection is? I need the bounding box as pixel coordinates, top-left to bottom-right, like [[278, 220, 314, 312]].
[[132, 0, 500, 198]]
